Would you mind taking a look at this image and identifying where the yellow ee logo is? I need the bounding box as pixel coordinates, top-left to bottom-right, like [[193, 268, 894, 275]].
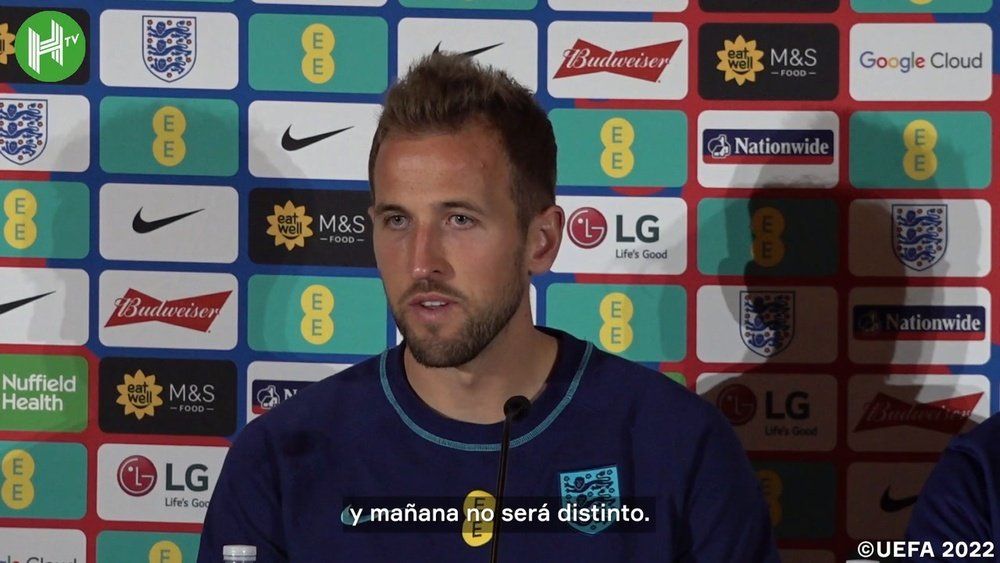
[[2, 448, 36, 510], [756, 469, 783, 527], [462, 489, 496, 547], [598, 292, 634, 353], [149, 540, 183, 563], [599, 118, 635, 179], [902, 119, 938, 181], [3, 189, 38, 249], [300, 284, 334, 345], [750, 206, 785, 267], [301, 23, 335, 84], [152, 106, 187, 167]]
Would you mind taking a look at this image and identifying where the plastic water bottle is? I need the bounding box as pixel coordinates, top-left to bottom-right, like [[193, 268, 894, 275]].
[[223, 545, 256, 563]]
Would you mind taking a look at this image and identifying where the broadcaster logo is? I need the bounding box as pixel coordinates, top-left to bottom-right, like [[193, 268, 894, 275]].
[[14, 10, 85, 82]]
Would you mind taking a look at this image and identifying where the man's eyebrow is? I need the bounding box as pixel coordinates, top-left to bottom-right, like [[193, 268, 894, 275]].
[[372, 203, 407, 215], [372, 201, 487, 215], [439, 200, 486, 214]]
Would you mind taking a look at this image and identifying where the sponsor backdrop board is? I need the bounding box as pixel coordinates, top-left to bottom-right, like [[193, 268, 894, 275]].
[[0, 1, 996, 561]]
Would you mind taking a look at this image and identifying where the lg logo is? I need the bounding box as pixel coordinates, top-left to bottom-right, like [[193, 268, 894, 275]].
[[116, 455, 210, 496], [567, 207, 661, 249], [568, 207, 607, 248], [117, 455, 157, 497]]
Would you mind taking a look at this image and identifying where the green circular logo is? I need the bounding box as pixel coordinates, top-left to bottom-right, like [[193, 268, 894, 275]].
[[14, 10, 86, 82]]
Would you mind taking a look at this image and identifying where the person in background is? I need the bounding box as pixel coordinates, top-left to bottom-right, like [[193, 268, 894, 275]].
[[198, 52, 779, 562], [906, 413, 1000, 561]]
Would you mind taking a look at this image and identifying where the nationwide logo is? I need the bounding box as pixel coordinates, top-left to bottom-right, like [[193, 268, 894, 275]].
[[717, 35, 764, 85], [716, 383, 757, 425], [267, 200, 314, 250], [118, 455, 157, 497], [0, 23, 14, 64], [0, 99, 46, 165], [892, 204, 946, 271], [703, 129, 834, 164], [880, 487, 918, 513], [554, 39, 682, 82], [116, 369, 164, 420], [280, 125, 352, 152], [853, 305, 985, 341], [854, 392, 982, 433], [432, 41, 503, 58], [105, 289, 232, 332], [143, 16, 195, 82], [0, 291, 53, 316], [132, 207, 204, 234], [741, 291, 794, 357], [251, 379, 315, 414], [567, 207, 608, 249]]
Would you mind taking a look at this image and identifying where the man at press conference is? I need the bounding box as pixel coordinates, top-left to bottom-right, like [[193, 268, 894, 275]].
[[198, 52, 778, 562]]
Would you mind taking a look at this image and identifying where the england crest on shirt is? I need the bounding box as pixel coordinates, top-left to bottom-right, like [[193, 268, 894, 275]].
[[559, 465, 620, 534], [143, 16, 196, 82], [0, 99, 46, 166], [892, 204, 947, 272], [740, 291, 794, 358]]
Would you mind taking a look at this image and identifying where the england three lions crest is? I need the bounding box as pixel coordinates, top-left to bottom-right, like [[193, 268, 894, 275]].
[[741, 291, 794, 358], [144, 16, 196, 82], [893, 204, 947, 272], [0, 99, 47, 166], [559, 465, 620, 534]]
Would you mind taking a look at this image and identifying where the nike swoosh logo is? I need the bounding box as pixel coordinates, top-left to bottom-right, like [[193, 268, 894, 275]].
[[281, 125, 354, 152], [340, 504, 372, 526], [880, 487, 918, 513], [132, 208, 204, 234], [0, 291, 55, 316], [432, 41, 504, 58]]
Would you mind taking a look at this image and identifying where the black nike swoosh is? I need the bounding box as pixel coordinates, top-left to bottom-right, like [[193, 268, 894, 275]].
[[880, 487, 918, 513], [0, 291, 55, 316], [132, 207, 205, 234], [432, 41, 504, 58], [281, 126, 354, 152]]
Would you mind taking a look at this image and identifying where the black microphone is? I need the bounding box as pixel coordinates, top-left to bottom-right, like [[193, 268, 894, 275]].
[[491, 395, 531, 563]]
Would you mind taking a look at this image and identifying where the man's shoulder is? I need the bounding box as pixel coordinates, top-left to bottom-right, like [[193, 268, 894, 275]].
[[577, 341, 723, 426]]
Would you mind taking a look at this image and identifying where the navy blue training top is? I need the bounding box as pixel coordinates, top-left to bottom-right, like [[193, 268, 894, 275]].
[[198, 329, 778, 562]]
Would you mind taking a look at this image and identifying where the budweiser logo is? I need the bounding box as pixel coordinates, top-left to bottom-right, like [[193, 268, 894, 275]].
[[854, 391, 982, 434], [554, 39, 682, 82], [105, 288, 232, 332]]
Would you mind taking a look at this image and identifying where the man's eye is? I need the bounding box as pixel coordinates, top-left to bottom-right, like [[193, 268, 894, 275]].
[[385, 215, 408, 228], [450, 215, 474, 227]]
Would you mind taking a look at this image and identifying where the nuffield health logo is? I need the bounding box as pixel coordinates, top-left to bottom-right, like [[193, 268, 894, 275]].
[[144, 16, 195, 82], [15, 11, 86, 82], [0, 99, 46, 165]]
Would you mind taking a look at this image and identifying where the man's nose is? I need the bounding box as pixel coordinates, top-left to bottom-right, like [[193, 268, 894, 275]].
[[410, 224, 451, 280]]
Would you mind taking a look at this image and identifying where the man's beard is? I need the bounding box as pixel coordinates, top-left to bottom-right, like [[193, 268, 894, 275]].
[[395, 258, 526, 368]]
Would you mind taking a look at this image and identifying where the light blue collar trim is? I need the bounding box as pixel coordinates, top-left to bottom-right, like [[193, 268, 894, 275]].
[[379, 343, 593, 452]]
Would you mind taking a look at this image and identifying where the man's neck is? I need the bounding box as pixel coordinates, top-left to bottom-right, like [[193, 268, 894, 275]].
[[403, 313, 558, 424]]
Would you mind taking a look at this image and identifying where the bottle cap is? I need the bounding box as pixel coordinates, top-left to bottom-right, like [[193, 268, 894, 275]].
[[223, 545, 257, 560]]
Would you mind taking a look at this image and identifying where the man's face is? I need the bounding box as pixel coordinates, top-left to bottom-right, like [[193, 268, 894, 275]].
[[369, 122, 529, 368]]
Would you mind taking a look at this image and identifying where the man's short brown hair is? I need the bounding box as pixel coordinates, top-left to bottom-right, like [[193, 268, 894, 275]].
[[368, 52, 556, 230]]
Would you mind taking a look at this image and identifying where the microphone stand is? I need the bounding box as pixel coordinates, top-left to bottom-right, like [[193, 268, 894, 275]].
[[491, 396, 530, 563]]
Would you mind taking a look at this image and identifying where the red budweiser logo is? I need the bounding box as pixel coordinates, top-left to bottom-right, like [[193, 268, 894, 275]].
[[854, 391, 982, 434], [553, 39, 682, 82], [105, 288, 232, 332]]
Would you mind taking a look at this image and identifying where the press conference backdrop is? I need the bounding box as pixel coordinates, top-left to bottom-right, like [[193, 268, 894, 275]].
[[0, 0, 996, 561]]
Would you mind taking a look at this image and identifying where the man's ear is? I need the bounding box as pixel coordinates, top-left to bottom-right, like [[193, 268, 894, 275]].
[[526, 205, 564, 275]]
